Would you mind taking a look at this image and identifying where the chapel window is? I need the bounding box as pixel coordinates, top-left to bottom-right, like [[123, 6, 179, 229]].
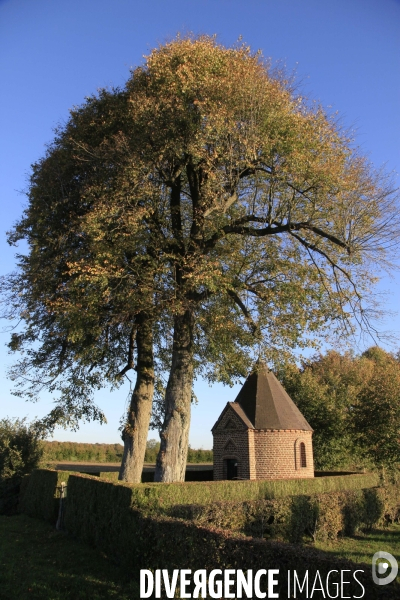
[[300, 442, 307, 468]]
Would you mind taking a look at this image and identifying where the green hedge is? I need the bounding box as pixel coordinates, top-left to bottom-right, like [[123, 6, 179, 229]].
[[18, 469, 71, 523], [19, 469, 379, 522], [119, 473, 380, 512], [64, 475, 398, 599], [169, 485, 400, 543], [62, 473, 392, 548], [17, 469, 398, 598]]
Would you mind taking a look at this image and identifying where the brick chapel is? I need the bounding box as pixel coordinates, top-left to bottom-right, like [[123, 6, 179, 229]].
[[211, 363, 314, 480]]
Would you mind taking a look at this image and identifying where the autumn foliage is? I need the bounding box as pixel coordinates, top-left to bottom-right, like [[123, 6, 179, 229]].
[[281, 347, 400, 471], [2, 36, 399, 482]]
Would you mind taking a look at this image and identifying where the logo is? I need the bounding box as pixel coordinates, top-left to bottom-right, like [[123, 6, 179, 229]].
[[372, 551, 398, 585]]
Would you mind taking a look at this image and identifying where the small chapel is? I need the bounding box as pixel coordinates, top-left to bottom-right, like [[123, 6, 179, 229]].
[[211, 363, 314, 480]]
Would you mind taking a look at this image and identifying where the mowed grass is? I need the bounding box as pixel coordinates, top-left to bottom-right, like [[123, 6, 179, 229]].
[[314, 523, 400, 563], [314, 523, 400, 583], [0, 514, 140, 600]]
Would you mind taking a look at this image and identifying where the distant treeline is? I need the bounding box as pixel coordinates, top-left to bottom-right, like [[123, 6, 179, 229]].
[[42, 441, 124, 463], [43, 440, 212, 463], [144, 440, 213, 464]]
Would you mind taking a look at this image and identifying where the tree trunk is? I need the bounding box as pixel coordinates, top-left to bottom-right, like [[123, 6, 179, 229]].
[[154, 309, 194, 482], [119, 314, 154, 483]]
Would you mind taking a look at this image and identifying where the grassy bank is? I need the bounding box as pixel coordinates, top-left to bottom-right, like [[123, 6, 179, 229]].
[[0, 515, 140, 600]]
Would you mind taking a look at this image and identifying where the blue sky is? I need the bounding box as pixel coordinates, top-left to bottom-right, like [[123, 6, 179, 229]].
[[1, 0, 399, 448]]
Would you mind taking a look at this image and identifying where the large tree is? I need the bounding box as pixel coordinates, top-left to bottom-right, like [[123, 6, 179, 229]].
[[2, 36, 398, 482]]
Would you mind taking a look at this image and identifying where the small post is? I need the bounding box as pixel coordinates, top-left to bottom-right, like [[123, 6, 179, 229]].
[[56, 482, 66, 531]]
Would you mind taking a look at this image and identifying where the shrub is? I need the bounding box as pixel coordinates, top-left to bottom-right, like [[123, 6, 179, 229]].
[[0, 417, 43, 480], [342, 491, 365, 536], [362, 488, 385, 530], [287, 495, 318, 543], [171, 486, 397, 543], [0, 417, 44, 515], [311, 493, 344, 542]]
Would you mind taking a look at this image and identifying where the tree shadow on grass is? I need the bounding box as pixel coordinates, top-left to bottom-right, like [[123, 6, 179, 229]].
[[0, 515, 140, 600]]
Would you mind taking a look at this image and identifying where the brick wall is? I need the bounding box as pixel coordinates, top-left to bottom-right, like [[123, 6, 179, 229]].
[[252, 429, 314, 479]]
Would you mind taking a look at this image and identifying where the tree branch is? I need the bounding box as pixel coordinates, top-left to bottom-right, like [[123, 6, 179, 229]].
[[227, 289, 258, 335], [117, 323, 137, 378], [204, 219, 350, 253]]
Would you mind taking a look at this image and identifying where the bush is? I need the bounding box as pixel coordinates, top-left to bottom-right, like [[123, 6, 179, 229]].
[[362, 488, 385, 530], [0, 417, 43, 480], [0, 417, 44, 515], [342, 491, 365, 536]]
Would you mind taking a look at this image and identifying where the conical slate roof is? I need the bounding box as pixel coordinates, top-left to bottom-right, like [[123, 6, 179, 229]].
[[233, 363, 313, 431]]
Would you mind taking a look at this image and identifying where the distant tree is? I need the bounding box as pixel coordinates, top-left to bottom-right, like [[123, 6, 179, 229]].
[[144, 439, 160, 463], [42, 441, 123, 462], [2, 36, 399, 483]]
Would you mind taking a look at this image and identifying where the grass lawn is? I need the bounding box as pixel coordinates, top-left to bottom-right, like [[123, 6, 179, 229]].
[[313, 524, 400, 587], [0, 514, 140, 600], [314, 523, 400, 565]]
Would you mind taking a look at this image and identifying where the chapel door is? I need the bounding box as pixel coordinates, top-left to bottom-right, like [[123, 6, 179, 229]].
[[226, 458, 238, 480]]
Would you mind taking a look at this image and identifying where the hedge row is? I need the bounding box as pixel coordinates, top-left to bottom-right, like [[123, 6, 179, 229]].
[[120, 472, 380, 512], [18, 469, 71, 523], [18, 471, 399, 598], [19, 469, 379, 519], [170, 485, 400, 543], [63, 474, 398, 600]]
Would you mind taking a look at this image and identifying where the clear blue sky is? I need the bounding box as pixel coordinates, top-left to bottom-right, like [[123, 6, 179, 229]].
[[1, 0, 399, 448]]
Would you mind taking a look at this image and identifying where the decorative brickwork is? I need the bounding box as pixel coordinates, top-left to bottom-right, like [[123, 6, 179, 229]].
[[212, 364, 315, 480], [212, 405, 251, 480]]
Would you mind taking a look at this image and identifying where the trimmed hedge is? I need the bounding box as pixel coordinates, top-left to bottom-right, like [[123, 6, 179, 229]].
[[97, 469, 214, 482], [18, 468, 71, 523], [61, 473, 397, 546], [19, 471, 400, 598], [63, 475, 399, 599], [18, 469, 379, 520], [169, 485, 400, 543], [118, 473, 380, 512]]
